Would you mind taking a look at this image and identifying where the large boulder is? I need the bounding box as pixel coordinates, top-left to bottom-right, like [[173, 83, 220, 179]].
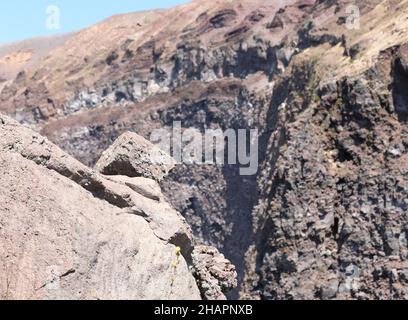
[[94, 132, 176, 182]]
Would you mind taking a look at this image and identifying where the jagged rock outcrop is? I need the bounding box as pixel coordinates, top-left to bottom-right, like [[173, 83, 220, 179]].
[[242, 27, 408, 300], [191, 246, 238, 300], [95, 132, 176, 182], [0, 114, 201, 300], [0, 114, 236, 300]]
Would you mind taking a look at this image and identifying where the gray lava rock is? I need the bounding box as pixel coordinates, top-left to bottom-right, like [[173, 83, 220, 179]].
[[95, 132, 176, 182], [191, 246, 238, 300]]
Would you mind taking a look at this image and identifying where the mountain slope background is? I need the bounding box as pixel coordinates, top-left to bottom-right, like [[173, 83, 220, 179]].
[[1, 0, 407, 299]]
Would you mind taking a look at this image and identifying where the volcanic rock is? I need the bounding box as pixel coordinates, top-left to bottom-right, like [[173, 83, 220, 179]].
[[95, 132, 176, 182]]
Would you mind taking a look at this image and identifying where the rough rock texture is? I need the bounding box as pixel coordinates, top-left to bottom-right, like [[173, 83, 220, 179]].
[[244, 46, 408, 300], [106, 175, 163, 202], [1, 0, 408, 300], [95, 132, 176, 182], [0, 115, 201, 300], [191, 246, 238, 300]]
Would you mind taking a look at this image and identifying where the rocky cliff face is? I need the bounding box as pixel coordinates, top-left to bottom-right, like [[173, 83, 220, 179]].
[[1, 0, 407, 299], [243, 45, 408, 300]]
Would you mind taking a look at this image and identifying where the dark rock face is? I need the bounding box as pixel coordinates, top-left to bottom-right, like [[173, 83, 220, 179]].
[[393, 55, 408, 122], [171, 39, 280, 82], [245, 48, 408, 299]]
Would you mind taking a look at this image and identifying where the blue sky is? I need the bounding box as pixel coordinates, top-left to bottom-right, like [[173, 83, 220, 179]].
[[0, 0, 191, 44]]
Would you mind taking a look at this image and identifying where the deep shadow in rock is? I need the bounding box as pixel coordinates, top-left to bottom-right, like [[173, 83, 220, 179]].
[[392, 56, 408, 122]]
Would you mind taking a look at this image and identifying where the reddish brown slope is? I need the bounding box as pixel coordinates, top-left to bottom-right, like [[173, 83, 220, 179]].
[[0, 0, 302, 120]]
